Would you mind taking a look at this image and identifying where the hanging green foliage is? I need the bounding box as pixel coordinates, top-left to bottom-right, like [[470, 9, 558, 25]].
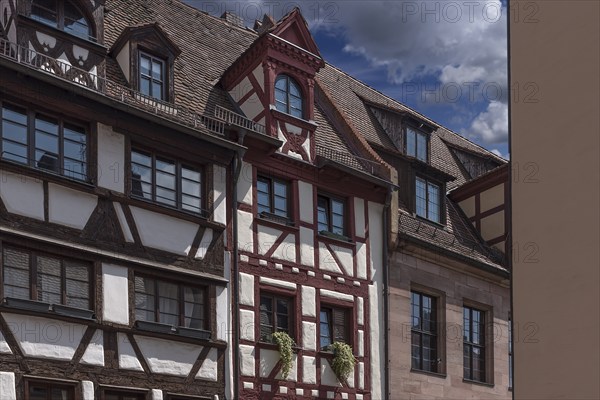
[[330, 341, 358, 382], [272, 331, 295, 379]]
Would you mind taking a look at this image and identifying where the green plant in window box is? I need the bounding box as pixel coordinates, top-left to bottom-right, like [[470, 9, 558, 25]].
[[330, 341, 358, 383], [272, 331, 295, 379]]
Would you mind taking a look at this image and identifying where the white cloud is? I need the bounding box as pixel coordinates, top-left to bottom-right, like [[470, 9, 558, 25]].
[[464, 101, 508, 144], [490, 149, 510, 160]]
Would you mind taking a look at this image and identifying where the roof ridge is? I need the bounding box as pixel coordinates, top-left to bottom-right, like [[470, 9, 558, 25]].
[[323, 61, 504, 161]]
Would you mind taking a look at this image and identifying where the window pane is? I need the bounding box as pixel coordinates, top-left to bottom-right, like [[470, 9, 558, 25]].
[[151, 60, 163, 81], [1, 141, 28, 164], [140, 77, 150, 96], [184, 286, 205, 329], [417, 132, 427, 161], [65, 262, 89, 309], [37, 255, 62, 304], [415, 178, 427, 218], [31, 0, 58, 27], [275, 76, 287, 91], [260, 296, 273, 341], [64, 0, 90, 39], [158, 281, 179, 326], [406, 128, 416, 156], [135, 276, 155, 322], [2, 105, 28, 164], [152, 82, 163, 99], [3, 248, 30, 299], [317, 197, 329, 232], [427, 182, 440, 223], [140, 55, 151, 76], [320, 309, 332, 348]]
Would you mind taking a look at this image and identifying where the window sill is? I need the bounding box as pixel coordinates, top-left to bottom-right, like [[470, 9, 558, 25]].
[[270, 108, 318, 130], [257, 214, 298, 231], [317, 232, 354, 246], [2, 297, 95, 320], [0, 159, 95, 192], [134, 320, 211, 340], [410, 368, 447, 379], [257, 341, 301, 353], [463, 378, 494, 388]]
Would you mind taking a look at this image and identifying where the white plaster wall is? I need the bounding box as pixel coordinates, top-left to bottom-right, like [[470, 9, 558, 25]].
[[80, 330, 104, 366], [481, 210, 505, 240], [237, 210, 254, 253], [298, 181, 313, 223], [301, 286, 316, 317], [300, 227, 315, 267], [216, 285, 228, 341], [356, 242, 368, 280], [196, 348, 218, 381], [0, 331, 12, 353], [116, 43, 130, 83], [135, 335, 201, 376], [273, 233, 296, 262], [320, 289, 353, 303], [0, 169, 44, 220], [130, 206, 199, 255], [117, 332, 144, 371], [357, 297, 364, 326], [480, 184, 504, 211], [240, 309, 255, 341], [318, 242, 343, 274], [239, 93, 263, 121], [259, 276, 296, 291], [302, 356, 317, 384], [47, 183, 97, 229], [239, 345, 255, 376], [112, 202, 134, 242], [257, 224, 282, 256], [320, 358, 342, 387], [97, 123, 125, 193], [357, 330, 364, 357], [151, 389, 163, 400], [354, 198, 366, 238], [3, 313, 85, 360], [260, 349, 297, 381], [237, 161, 253, 206], [302, 321, 316, 351], [458, 196, 476, 218], [81, 381, 94, 400], [239, 273, 254, 306], [102, 264, 129, 325], [358, 362, 365, 389], [213, 165, 227, 225], [253, 65, 264, 91], [36, 32, 56, 50], [194, 228, 213, 260], [0, 372, 16, 400], [330, 244, 353, 276], [229, 77, 251, 102]]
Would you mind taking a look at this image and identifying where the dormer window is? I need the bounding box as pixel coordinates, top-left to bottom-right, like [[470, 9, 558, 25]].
[[31, 0, 93, 41], [139, 52, 165, 100], [275, 75, 303, 119], [406, 126, 428, 162], [416, 177, 441, 223]]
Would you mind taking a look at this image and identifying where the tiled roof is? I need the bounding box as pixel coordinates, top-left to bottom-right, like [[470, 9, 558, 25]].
[[104, 0, 507, 271]]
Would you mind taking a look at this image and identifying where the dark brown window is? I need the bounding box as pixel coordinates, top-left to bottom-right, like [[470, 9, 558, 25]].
[[103, 390, 146, 400], [464, 305, 486, 382], [257, 176, 289, 220], [320, 306, 349, 349], [134, 275, 207, 329], [25, 379, 75, 400], [139, 52, 165, 100], [411, 291, 439, 372], [31, 0, 94, 41], [416, 177, 441, 223], [259, 293, 293, 342], [0, 103, 89, 181], [2, 247, 92, 310], [131, 148, 203, 215], [317, 195, 346, 236]]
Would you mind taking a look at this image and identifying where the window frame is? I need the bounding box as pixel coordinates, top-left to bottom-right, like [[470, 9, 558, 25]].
[[0, 101, 90, 182], [24, 378, 77, 400], [463, 304, 488, 383], [405, 125, 429, 162], [134, 274, 209, 331], [274, 74, 304, 119], [411, 291, 440, 373], [138, 51, 166, 101], [319, 304, 351, 350], [1, 245, 94, 311], [415, 176, 442, 224], [256, 175, 291, 222], [317, 194, 347, 238], [30, 0, 95, 42], [259, 292, 294, 343], [100, 387, 148, 400], [130, 146, 205, 216]]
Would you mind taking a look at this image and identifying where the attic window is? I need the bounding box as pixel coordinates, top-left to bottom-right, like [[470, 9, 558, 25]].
[[139, 52, 165, 100], [31, 0, 93, 41], [275, 74, 303, 118], [406, 126, 428, 162], [416, 176, 441, 223]]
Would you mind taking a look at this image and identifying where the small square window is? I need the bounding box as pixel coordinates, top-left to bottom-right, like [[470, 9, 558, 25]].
[[320, 306, 349, 349], [259, 293, 293, 342], [317, 195, 346, 236], [257, 175, 290, 221]]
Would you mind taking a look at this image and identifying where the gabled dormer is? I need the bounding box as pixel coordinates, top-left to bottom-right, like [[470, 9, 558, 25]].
[[110, 22, 181, 102], [221, 8, 324, 162]]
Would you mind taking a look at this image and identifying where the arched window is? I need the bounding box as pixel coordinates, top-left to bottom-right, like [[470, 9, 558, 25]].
[[275, 75, 303, 119], [31, 0, 93, 41]]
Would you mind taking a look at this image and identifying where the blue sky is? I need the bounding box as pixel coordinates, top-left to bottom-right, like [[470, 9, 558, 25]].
[[185, 1, 509, 158]]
